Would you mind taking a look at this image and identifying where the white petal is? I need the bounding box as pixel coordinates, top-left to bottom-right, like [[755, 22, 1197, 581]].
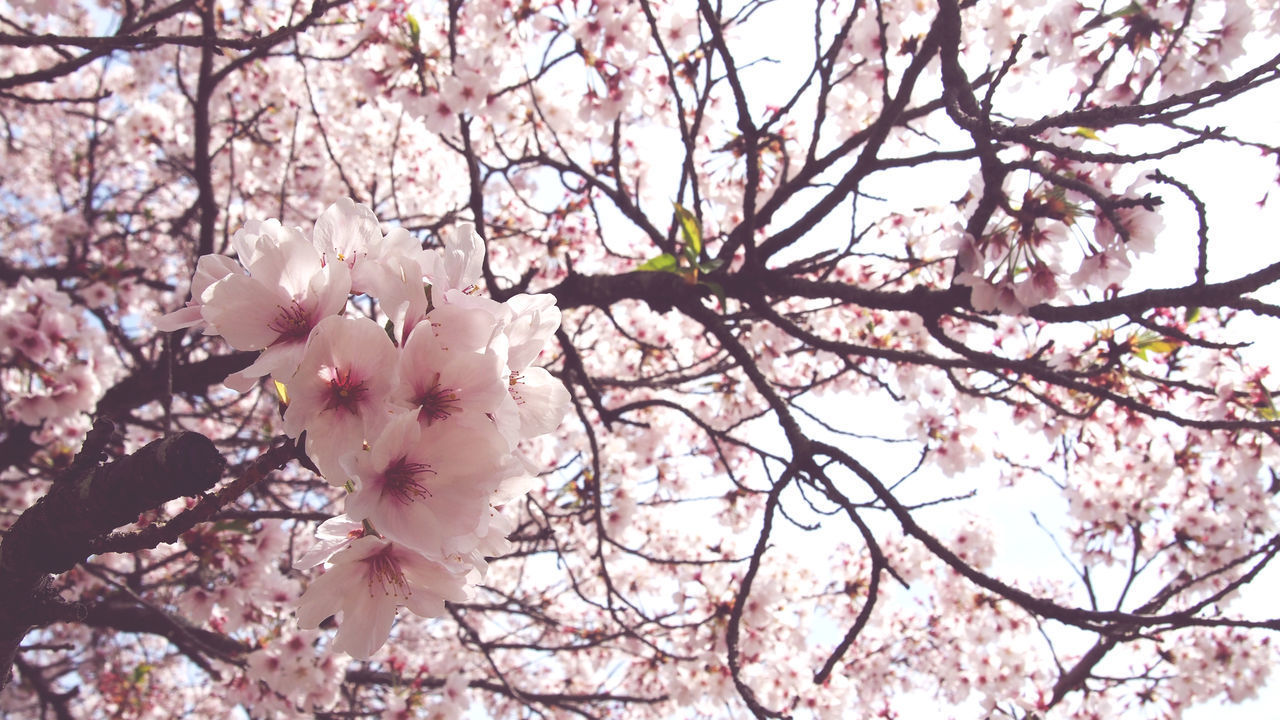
[[295, 567, 349, 629], [202, 275, 286, 350], [502, 293, 561, 370], [509, 366, 571, 438], [440, 222, 484, 291], [333, 587, 398, 660]]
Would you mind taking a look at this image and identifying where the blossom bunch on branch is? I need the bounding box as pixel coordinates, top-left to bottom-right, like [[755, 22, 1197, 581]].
[[1, 278, 119, 434], [157, 200, 570, 658]]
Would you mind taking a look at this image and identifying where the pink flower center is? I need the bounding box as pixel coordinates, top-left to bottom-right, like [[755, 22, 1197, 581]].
[[366, 547, 410, 599], [268, 299, 314, 344], [380, 456, 435, 505], [413, 374, 460, 426], [320, 366, 369, 415]]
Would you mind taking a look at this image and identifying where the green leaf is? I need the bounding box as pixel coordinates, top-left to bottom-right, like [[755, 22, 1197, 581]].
[[406, 14, 421, 45], [637, 253, 679, 272], [1112, 1, 1144, 19], [682, 243, 699, 265], [1253, 380, 1277, 420], [211, 519, 255, 535], [1128, 331, 1179, 360], [673, 202, 702, 257], [702, 280, 726, 311], [273, 380, 289, 407], [699, 258, 725, 273], [1071, 127, 1101, 141]]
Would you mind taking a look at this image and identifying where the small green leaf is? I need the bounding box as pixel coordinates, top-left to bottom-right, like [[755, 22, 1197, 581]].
[[673, 202, 702, 257], [637, 253, 679, 272], [1255, 388, 1278, 421], [702, 280, 726, 311], [682, 243, 699, 265], [1128, 331, 1179, 360], [273, 380, 289, 407], [699, 258, 725, 273], [1072, 127, 1101, 140], [1112, 1, 1144, 19], [211, 519, 255, 535], [406, 14, 421, 45]]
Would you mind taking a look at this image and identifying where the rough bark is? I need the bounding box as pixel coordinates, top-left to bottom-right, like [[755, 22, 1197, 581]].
[[0, 427, 225, 689]]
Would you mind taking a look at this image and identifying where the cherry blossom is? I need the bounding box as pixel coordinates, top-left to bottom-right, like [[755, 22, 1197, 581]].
[[295, 535, 470, 660], [392, 316, 508, 433], [312, 197, 430, 298], [426, 221, 485, 297], [282, 314, 399, 482], [343, 411, 512, 558], [4, 0, 1280, 718]]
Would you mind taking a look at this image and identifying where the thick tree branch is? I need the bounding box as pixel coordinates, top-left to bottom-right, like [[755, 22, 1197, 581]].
[[0, 430, 225, 688]]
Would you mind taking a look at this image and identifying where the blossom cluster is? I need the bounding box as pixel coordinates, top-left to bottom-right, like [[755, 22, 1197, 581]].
[[157, 200, 570, 658], [1, 277, 119, 433], [949, 164, 1166, 315]]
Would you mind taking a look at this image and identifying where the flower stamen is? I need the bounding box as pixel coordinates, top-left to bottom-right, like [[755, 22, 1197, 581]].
[[413, 373, 461, 426], [267, 299, 313, 344], [366, 546, 411, 599], [381, 456, 436, 504], [321, 366, 369, 414]]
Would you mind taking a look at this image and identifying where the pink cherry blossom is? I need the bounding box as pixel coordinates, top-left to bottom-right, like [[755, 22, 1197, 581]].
[[154, 254, 241, 332], [956, 273, 1025, 315], [393, 319, 507, 433], [1072, 246, 1132, 289], [343, 411, 512, 558], [497, 293, 563, 371], [7, 2, 1280, 719], [295, 535, 470, 660], [282, 314, 398, 483], [294, 515, 367, 570], [427, 222, 485, 297], [498, 365, 572, 441], [200, 220, 352, 391], [312, 198, 424, 297]]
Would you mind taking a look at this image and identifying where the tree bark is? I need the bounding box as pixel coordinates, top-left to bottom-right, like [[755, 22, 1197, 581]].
[[0, 429, 225, 689]]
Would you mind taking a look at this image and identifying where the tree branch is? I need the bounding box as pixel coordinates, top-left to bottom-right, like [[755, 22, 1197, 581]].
[[0, 431, 225, 688]]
